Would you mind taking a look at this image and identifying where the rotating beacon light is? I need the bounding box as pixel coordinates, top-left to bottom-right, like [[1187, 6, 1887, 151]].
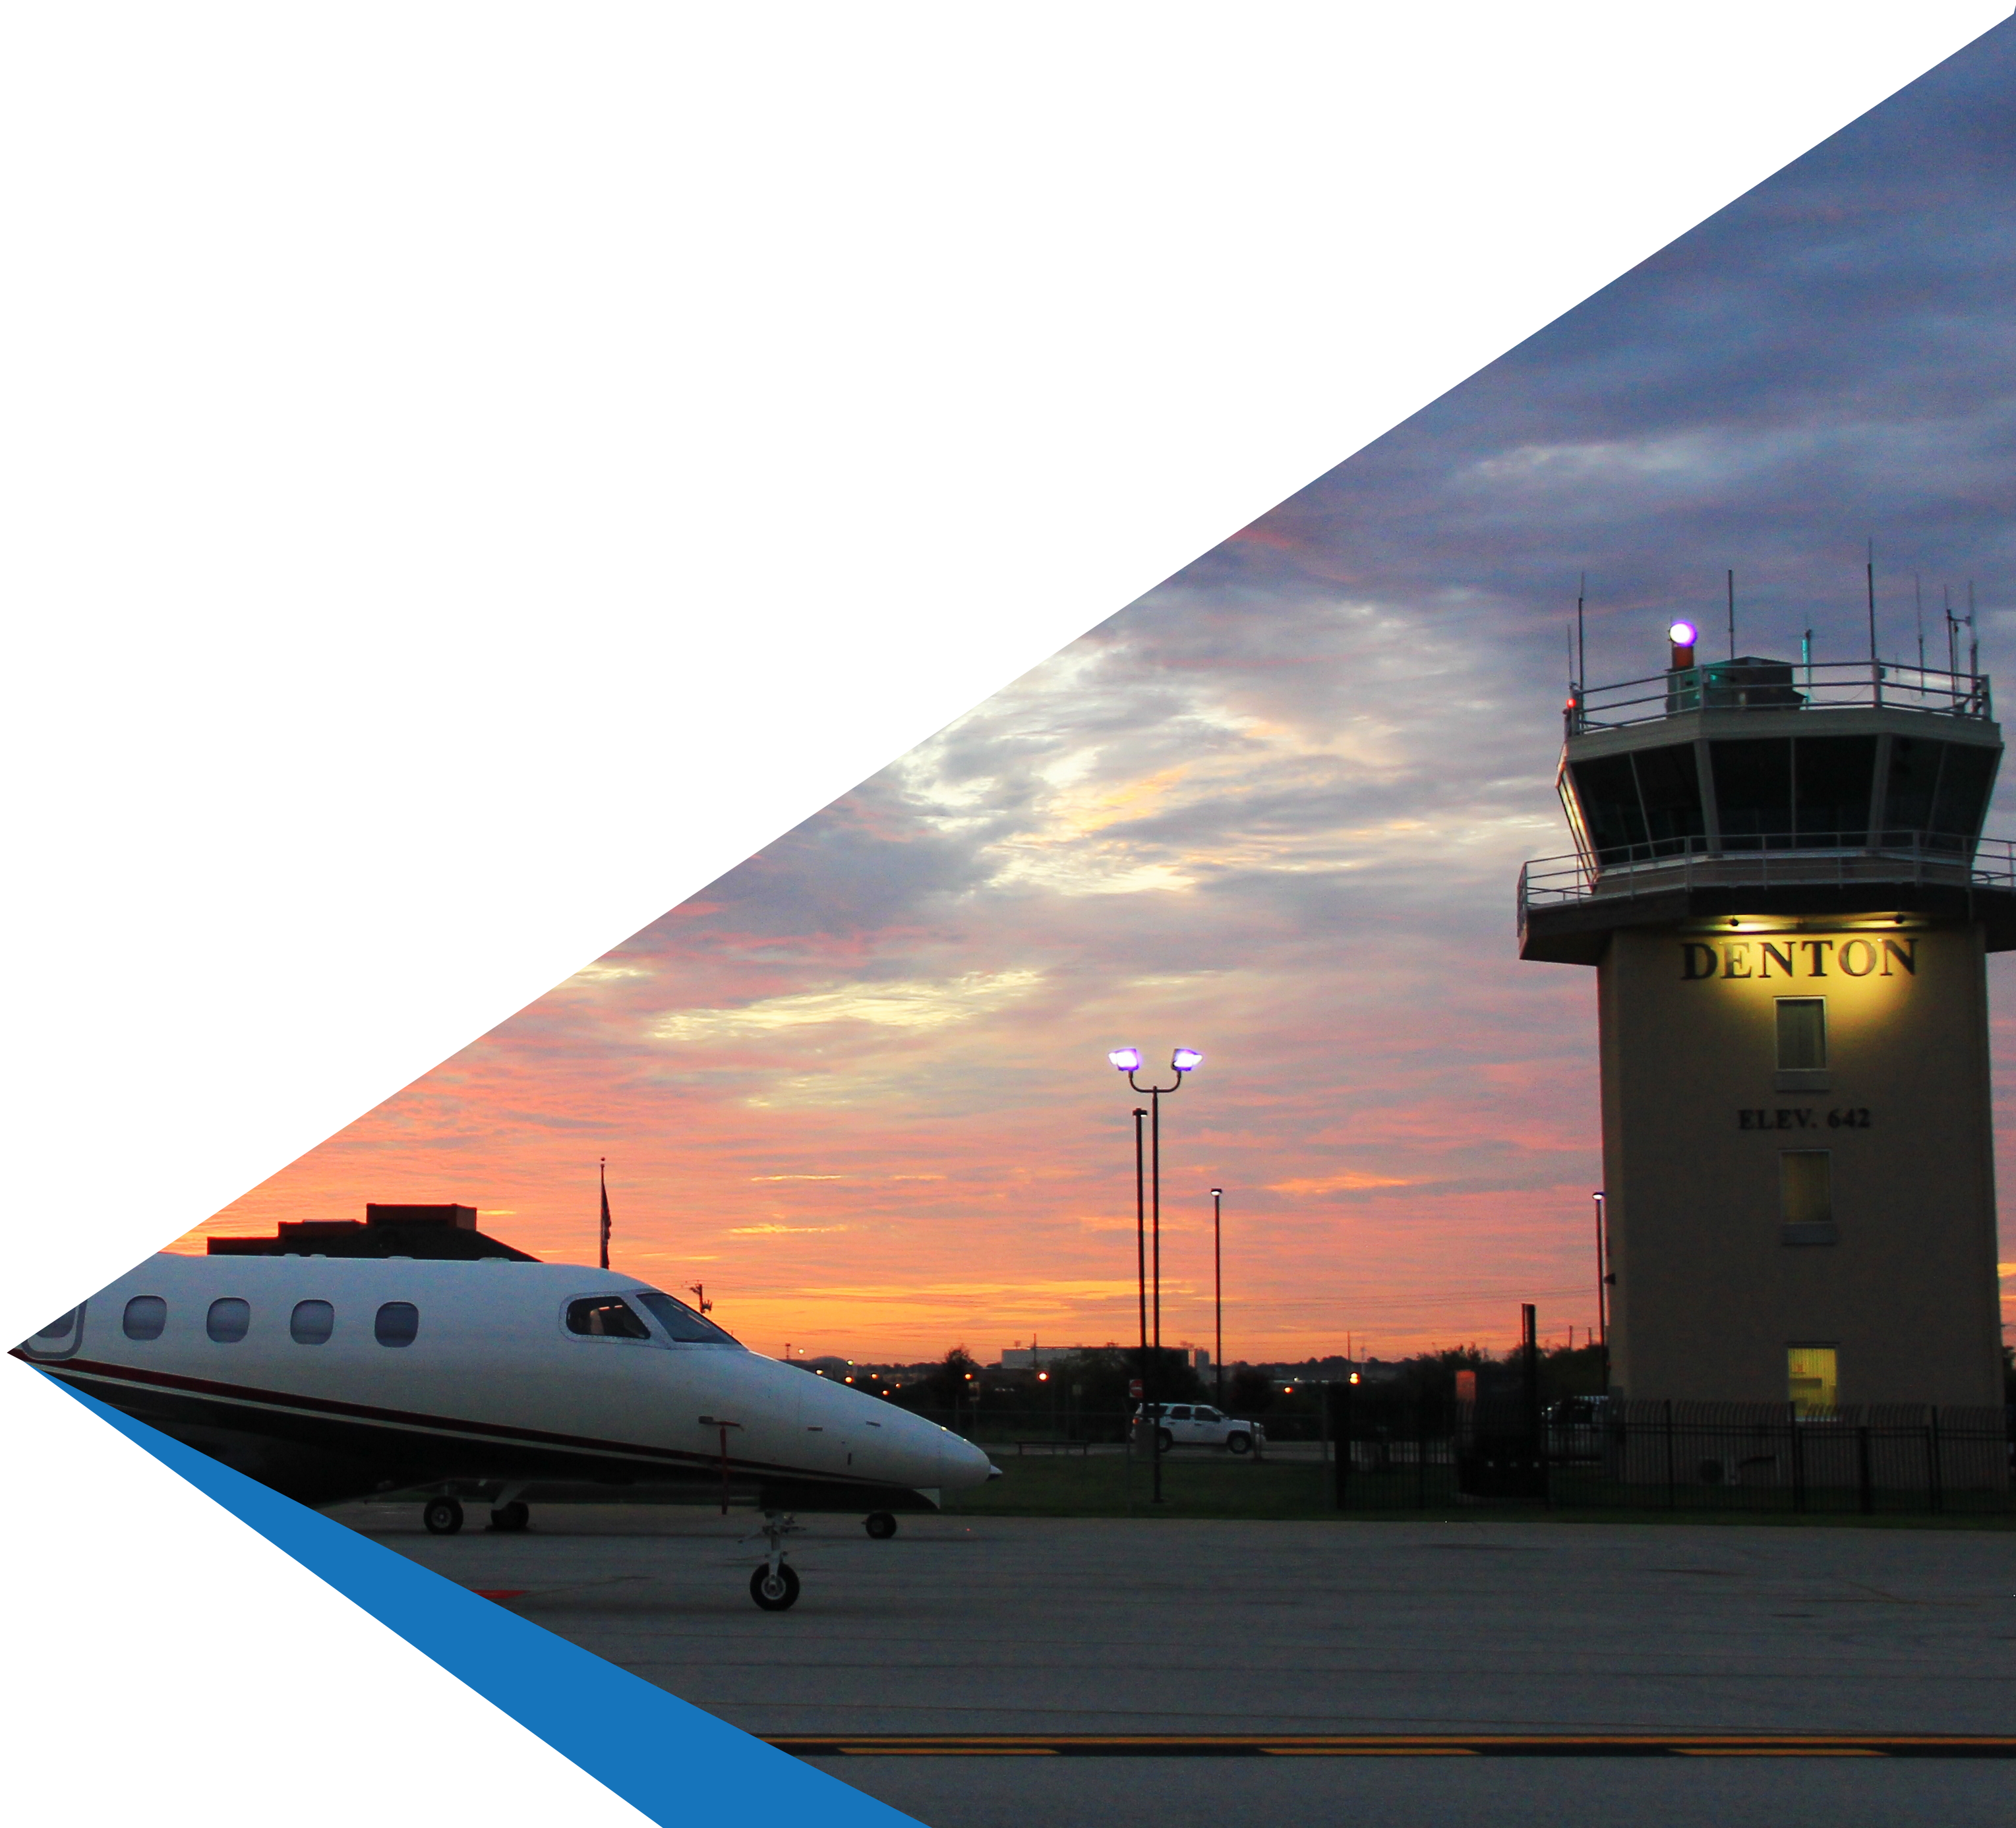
[[1668, 620, 1698, 670]]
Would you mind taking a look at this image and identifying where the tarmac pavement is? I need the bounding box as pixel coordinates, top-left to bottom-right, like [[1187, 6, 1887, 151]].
[[332, 1502, 2016, 1826]]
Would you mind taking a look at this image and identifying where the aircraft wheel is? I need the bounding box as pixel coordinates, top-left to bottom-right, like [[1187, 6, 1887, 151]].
[[750, 1564, 801, 1611], [423, 1496, 465, 1535], [1156, 1428, 1174, 1454], [864, 1512, 898, 1540], [489, 1501, 530, 1533], [1226, 1432, 1253, 1456]]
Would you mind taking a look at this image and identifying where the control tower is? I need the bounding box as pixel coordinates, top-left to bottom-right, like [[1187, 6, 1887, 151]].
[[1520, 624, 2011, 1410]]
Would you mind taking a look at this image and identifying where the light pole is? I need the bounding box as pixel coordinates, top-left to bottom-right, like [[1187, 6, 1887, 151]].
[[1109, 1046, 1204, 1506], [1210, 1187, 1224, 1407], [1593, 1190, 1611, 1393]]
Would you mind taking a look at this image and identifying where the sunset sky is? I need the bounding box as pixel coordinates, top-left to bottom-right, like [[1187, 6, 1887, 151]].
[[180, 28, 2016, 1364]]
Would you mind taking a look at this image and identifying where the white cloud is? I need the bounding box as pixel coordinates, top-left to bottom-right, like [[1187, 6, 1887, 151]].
[[652, 969, 1043, 1042]]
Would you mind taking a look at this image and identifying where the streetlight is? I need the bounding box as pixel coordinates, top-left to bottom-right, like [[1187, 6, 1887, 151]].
[[1210, 1187, 1224, 1407], [1593, 1190, 1613, 1392], [1108, 1046, 1204, 1505]]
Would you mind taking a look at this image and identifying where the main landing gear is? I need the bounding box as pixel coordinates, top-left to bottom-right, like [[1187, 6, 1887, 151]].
[[489, 1501, 531, 1533], [748, 1511, 803, 1610], [864, 1511, 899, 1539]]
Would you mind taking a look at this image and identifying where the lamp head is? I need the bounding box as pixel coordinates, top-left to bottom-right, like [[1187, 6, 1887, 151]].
[[1668, 620, 1698, 669], [1171, 1047, 1204, 1073], [1108, 1047, 1142, 1072]]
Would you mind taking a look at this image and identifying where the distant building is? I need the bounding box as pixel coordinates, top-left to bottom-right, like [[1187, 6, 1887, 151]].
[[207, 1204, 539, 1261], [997, 1345, 1210, 1372]]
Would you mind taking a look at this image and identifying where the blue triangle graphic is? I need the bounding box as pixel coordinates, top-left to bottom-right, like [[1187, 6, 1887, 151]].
[[7, 1362, 919, 1821]]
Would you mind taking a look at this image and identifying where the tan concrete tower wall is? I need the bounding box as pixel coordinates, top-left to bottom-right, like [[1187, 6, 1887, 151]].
[[1599, 920, 2003, 1407]]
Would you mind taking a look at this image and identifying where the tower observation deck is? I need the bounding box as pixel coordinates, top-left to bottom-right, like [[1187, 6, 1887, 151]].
[[1518, 633, 2009, 1416]]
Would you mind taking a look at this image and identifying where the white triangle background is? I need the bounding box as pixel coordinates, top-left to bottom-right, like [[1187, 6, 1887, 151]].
[[5, 5, 2007, 1821]]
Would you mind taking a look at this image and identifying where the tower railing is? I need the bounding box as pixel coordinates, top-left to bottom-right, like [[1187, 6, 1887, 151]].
[[1568, 659, 1991, 738], [1518, 831, 2016, 926]]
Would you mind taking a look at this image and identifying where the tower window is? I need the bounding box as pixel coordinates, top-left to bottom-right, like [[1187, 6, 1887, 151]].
[[1775, 999, 1826, 1071], [1787, 1345, 1837, 1417], [1780, 1152, 1833, 1227]]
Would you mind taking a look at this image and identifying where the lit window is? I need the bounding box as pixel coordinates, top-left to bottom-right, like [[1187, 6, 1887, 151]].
[[1776, 998, 1826, 1071], [566, 1295, 652, 1340], [374, 1302, 419, 1347], [1788, 1345, 1837, 1417], [1780, 1152, 1833, 1227], [291, 1300, 335, 1345], [206, 1298, 251, 1343], [123, 1296, 167, 1341]]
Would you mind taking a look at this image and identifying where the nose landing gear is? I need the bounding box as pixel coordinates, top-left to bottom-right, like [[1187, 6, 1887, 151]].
[[423, 1496, 464, 1535], [747, 1511, 803, 1610]]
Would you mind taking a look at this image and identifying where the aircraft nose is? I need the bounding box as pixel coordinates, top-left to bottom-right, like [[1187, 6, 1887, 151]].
[[939, 1431, 995, 1489]]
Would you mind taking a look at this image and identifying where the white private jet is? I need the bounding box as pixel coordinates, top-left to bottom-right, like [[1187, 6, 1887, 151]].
[[16, 1253, 997, 1608]]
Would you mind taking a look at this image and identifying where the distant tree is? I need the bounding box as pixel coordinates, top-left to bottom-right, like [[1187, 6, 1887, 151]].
[[1229, 1365, 1274, 1414]]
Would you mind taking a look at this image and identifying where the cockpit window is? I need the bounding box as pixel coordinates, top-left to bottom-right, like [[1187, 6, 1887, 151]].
[[566, 1295, 653, 1341], [634, 1289, 743, 1347]]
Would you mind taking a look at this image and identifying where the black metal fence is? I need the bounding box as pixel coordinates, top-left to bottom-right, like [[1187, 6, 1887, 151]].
[[1332, 1394, 2015, 1516]]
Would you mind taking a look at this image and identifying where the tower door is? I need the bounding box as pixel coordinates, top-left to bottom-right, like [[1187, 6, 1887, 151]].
[[1787, 1345, 1837, 1417]]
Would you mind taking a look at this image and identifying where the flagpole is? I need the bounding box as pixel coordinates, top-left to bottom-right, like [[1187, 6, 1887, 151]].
[[599, 1157, 610, 1270]]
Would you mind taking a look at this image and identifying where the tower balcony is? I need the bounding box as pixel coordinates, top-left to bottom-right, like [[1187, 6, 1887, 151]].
[[1518, 831, 2016, 963], [1567, 656, 1991, 738], [1525, 648, 2010, 964]]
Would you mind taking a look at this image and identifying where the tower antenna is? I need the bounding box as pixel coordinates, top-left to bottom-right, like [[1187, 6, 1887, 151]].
[[1945, 583, 1958, 678], [1727, 568, 1736, 662], [1969, 580, 1978, 679], [1866, 539, 1878, 669], [1576, 572, 1586, 686], [1915, 573, 1926, 679]]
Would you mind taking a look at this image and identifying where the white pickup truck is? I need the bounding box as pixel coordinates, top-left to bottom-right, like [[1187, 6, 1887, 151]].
[[1135, 1401, 1264, 1455]]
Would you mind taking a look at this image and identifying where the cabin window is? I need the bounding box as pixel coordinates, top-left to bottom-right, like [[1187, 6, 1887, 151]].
[[1775, 999, 1826, 1071], [291, 1300, 335, 1345], [374, 1301, 420, 1347], [634, 1290, 743, 1346], [566, 1295, 652, 1341], [123, 1296, 167, 1341], [206, 1298, 251, 1343], [19, 1304, 84, 1360]]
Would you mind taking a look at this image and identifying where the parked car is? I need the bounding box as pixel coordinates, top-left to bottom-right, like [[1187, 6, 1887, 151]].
[[1133, 1401, 1264, 1455], [1543, 1394, 1609, 1462]]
